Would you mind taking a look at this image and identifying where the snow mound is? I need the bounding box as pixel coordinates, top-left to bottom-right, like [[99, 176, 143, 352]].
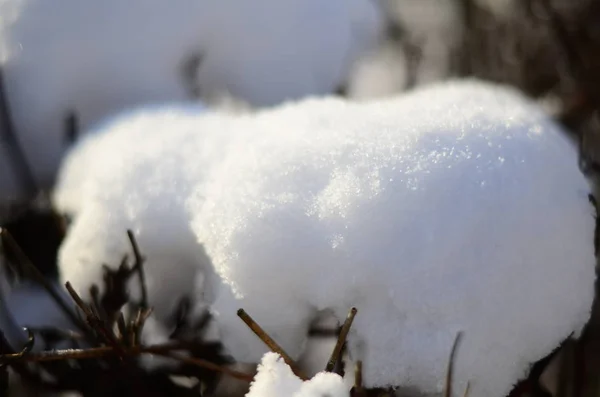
[[0, 0, 382, 201], [54, 79, 595, 396], [246, 352, 349, 397], [188, 80, 595, 396], [55, 104, 230, 322]]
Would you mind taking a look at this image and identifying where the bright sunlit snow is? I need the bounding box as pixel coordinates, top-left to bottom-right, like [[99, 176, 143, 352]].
[[246, 353, 349, 397], [55, 80, 595, 397], [188, 80, 595, 396]]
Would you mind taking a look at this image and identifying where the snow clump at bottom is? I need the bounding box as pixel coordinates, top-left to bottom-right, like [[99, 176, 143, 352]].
[[245, 352, 349, 397], [54, 79, 595, 397]]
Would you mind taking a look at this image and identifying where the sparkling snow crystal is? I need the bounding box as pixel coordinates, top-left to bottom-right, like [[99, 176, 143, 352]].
[[55, 80, 595, 397], [0, 0, 382, 202]]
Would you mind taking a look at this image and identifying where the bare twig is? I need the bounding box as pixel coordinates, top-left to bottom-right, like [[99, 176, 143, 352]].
[[63, 111, 79, 145], [462, 381, 471, 397], [0, 229, 89, 337], [65, 282, 126, 358], [444, 331, 464, 397], [0, 328, 34, 366], [99, 258, 132, 321], [355, 360, 363, 389], [0, 343, 253, 381], [350, 360, 368, 397], [237, 308, 307, 380], [326, 307, 357, 372], [152, 350, 253, 382], [27, 327, 84, 343], [130, 307, 153, 347], [127, 230, 148, 309]]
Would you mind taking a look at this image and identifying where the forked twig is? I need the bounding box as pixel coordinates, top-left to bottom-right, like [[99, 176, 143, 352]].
[[326, 307, 357, 372], [237, 308, 307, 380], [127, 230, 148, 309], [65, 282, 126, 358]]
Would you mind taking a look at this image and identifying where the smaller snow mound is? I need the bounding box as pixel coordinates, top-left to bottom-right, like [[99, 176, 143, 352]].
[[55, 104, 228, 323], [246, 352, 349, 397]]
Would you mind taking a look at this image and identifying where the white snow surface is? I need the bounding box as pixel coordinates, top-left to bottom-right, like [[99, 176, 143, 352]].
[[246, 352, 349, 397], [54, 80, 595, 397], [188, 81, 595, 395], [54, 104, 229, 322], [0, 0, 382, 202]]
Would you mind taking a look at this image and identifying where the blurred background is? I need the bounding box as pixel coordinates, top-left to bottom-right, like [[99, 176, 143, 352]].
[[2, 0, 600, 396]]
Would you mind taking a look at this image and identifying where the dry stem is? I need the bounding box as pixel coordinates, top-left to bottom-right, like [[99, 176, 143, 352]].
[[326, 307, 357, 372], [0, 343, 253, 381], [444, 331, 464, 397], [237, 308, 307, 380], [127, 230, 148, 309]]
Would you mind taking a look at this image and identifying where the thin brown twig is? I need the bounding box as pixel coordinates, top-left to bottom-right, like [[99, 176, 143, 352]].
[[350, 360, 368, 397], [127, 230, 148, 309], [131, 307, 153, 347], [117, 313, 128, 343], [0, 343, 254, 381], [0, 229, 90, 339], [325, 307, 357, 372], [65, 282, 126, 358], [355, 360, 363, 389], [444, 331, 464, 397], [237, 308, 307, 380], [462, 381, 471, 397], [152, 351, 254, 382]]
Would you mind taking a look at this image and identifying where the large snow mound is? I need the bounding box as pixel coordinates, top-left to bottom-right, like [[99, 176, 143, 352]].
[[54, 79, 595, 396], [0, 0, 382, 201], [188, 80, 595, 395]]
